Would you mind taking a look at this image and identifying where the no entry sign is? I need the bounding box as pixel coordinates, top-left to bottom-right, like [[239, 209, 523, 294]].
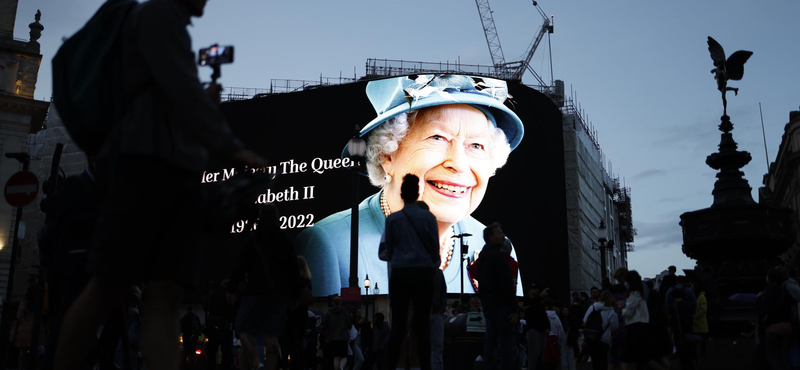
[[4, 171, 39, 208]]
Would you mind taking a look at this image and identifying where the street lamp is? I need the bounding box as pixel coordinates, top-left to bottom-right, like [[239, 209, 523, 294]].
[[364, 275, 371, 296], [453, 233, 472, 296], [347, 126, 367, 289], [373, 282, 380, 295], [596, 220, 608, 281]]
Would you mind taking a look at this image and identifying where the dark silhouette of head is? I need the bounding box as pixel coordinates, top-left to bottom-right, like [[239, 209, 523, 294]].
[[400, 174, 420, 204], [668, 265, 677, 274], [374, 312, 385, 324], [624, 270, 644, 296], [483, 222, 503, 244], [174, 0, 208, 17], [599, 291, 617, 308]]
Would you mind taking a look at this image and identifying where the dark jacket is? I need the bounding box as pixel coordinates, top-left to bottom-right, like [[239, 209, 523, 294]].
[[205, 285, 236, 326], [322, 307, 352, 342], [41, 171, 97, 278], [475, 242, 517, 312], [525, 296, 550, 333], [659, 273, 677, 298], [379, 203, 440, 269], [372, 321, 391, 351]]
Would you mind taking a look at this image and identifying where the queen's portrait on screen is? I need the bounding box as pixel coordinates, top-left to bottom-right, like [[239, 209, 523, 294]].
[[296, 75, 525, 297]]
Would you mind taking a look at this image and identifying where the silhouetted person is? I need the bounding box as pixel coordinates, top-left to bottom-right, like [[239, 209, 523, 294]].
[[364, 313, 390, 370], [670, 288, 697, 370], [659, 266, 677, 298], [524, 284, 550, 370], [181, 306, 201, 369], [285, 257, 314, 370], [475, 222, 519, 370], [230, 204, 302, 370], [321, 297, 352, 370], [203, 280, 235, 370], [53, 0, 267, 369], [379, 174, 440, 370]]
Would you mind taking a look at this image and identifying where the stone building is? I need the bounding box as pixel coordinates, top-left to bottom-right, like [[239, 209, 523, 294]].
[[558, 79, 635, 293], [0, 0, 50, 299], [761, 109, 800, 267]]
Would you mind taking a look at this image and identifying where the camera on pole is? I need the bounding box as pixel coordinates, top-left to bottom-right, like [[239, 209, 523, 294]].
[[198, 44, 234, 84]]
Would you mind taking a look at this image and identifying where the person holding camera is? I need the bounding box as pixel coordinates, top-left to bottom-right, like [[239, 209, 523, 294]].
[[54, 1, 267, 370]]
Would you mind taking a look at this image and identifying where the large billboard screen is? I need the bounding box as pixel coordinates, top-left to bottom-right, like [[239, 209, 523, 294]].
[[206, 75, 567, 297]]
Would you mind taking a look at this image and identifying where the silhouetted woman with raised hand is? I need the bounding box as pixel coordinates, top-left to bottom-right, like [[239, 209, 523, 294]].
[[380, 174, 441, 370]]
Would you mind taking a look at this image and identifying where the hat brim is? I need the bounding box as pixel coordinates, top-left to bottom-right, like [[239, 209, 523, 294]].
[[343, 90, 524, 158]]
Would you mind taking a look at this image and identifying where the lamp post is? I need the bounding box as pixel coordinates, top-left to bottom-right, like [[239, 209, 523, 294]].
[[453, 233, 472, 296], [596, 220, 608, 281], [347, 126, 367, 289], [364, 275, 371, 319]]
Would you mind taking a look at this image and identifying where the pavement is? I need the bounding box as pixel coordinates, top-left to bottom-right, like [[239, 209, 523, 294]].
[[573, 336, 756, 370]]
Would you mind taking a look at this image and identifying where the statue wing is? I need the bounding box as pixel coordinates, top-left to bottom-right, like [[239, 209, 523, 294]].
[[707, 36, 726, 67], [725, 50, 753, 81]]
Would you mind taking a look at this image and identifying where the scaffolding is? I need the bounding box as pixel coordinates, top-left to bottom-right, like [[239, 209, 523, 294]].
[[613, 178, 636, 252], [222, 76, 358, 101]]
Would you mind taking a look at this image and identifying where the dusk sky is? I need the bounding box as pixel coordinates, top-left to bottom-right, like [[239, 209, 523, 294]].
[[13, 0, 800, 279]]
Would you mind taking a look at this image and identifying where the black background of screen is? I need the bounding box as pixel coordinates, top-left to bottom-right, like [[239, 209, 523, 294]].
[[193, 79, 569, 302]]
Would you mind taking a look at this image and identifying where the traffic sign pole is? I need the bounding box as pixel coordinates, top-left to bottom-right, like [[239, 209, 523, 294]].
[[0, 154, 30, 369]]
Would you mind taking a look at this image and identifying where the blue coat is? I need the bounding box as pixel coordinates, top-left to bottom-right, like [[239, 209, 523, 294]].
[[296, 191, 523, 297]]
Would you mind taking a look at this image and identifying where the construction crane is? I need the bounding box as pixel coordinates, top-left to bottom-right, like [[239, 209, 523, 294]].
[[475, 0, 554, 83]]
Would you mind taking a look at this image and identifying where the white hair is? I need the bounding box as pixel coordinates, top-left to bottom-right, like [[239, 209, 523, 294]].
[[365, 109, 512, 187]]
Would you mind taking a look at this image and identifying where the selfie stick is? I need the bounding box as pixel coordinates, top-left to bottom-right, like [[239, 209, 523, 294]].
[[211, 65, 221, 85]]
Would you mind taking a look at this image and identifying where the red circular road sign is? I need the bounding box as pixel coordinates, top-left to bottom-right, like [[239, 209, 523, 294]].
[[4, 171, 39, 208]]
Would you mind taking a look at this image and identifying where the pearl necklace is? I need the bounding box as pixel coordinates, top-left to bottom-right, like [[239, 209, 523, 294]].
[[380, 191, 455, 271]]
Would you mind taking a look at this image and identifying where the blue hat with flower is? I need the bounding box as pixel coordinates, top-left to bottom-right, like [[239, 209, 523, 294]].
[[355, 74, 524, 150]]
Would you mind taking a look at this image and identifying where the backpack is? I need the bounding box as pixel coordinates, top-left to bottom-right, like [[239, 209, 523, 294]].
[[583, 308, 609, 342], [51, 0, 138, 155]]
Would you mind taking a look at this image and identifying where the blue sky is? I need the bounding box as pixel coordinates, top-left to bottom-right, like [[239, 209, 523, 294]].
[[14, 0, 800, 279]]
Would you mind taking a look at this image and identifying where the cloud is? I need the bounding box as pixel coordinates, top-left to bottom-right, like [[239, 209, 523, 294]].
[[633, 220, 684, 251], [658, 196, 683, 203], [631, 169, 669, 180]]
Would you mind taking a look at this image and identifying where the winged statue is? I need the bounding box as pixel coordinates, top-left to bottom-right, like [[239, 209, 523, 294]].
[[708, 36, 753, 116]]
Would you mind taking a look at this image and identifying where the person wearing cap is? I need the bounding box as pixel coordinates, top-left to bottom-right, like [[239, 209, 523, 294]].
[[296, 74, 525, 297]]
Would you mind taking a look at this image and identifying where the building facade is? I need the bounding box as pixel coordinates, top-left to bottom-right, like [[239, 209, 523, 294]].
[[761, 109, 800, 267], [558, 79, 634, 293], [0, 0, 50, 299]]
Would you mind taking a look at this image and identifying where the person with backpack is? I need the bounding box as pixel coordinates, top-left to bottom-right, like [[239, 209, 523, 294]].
[[52, 0, 268, 370], [583, 291, 618, 370]]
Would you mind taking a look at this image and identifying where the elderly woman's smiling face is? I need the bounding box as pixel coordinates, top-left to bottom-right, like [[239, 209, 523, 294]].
[[382, 104, 495, 224]]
